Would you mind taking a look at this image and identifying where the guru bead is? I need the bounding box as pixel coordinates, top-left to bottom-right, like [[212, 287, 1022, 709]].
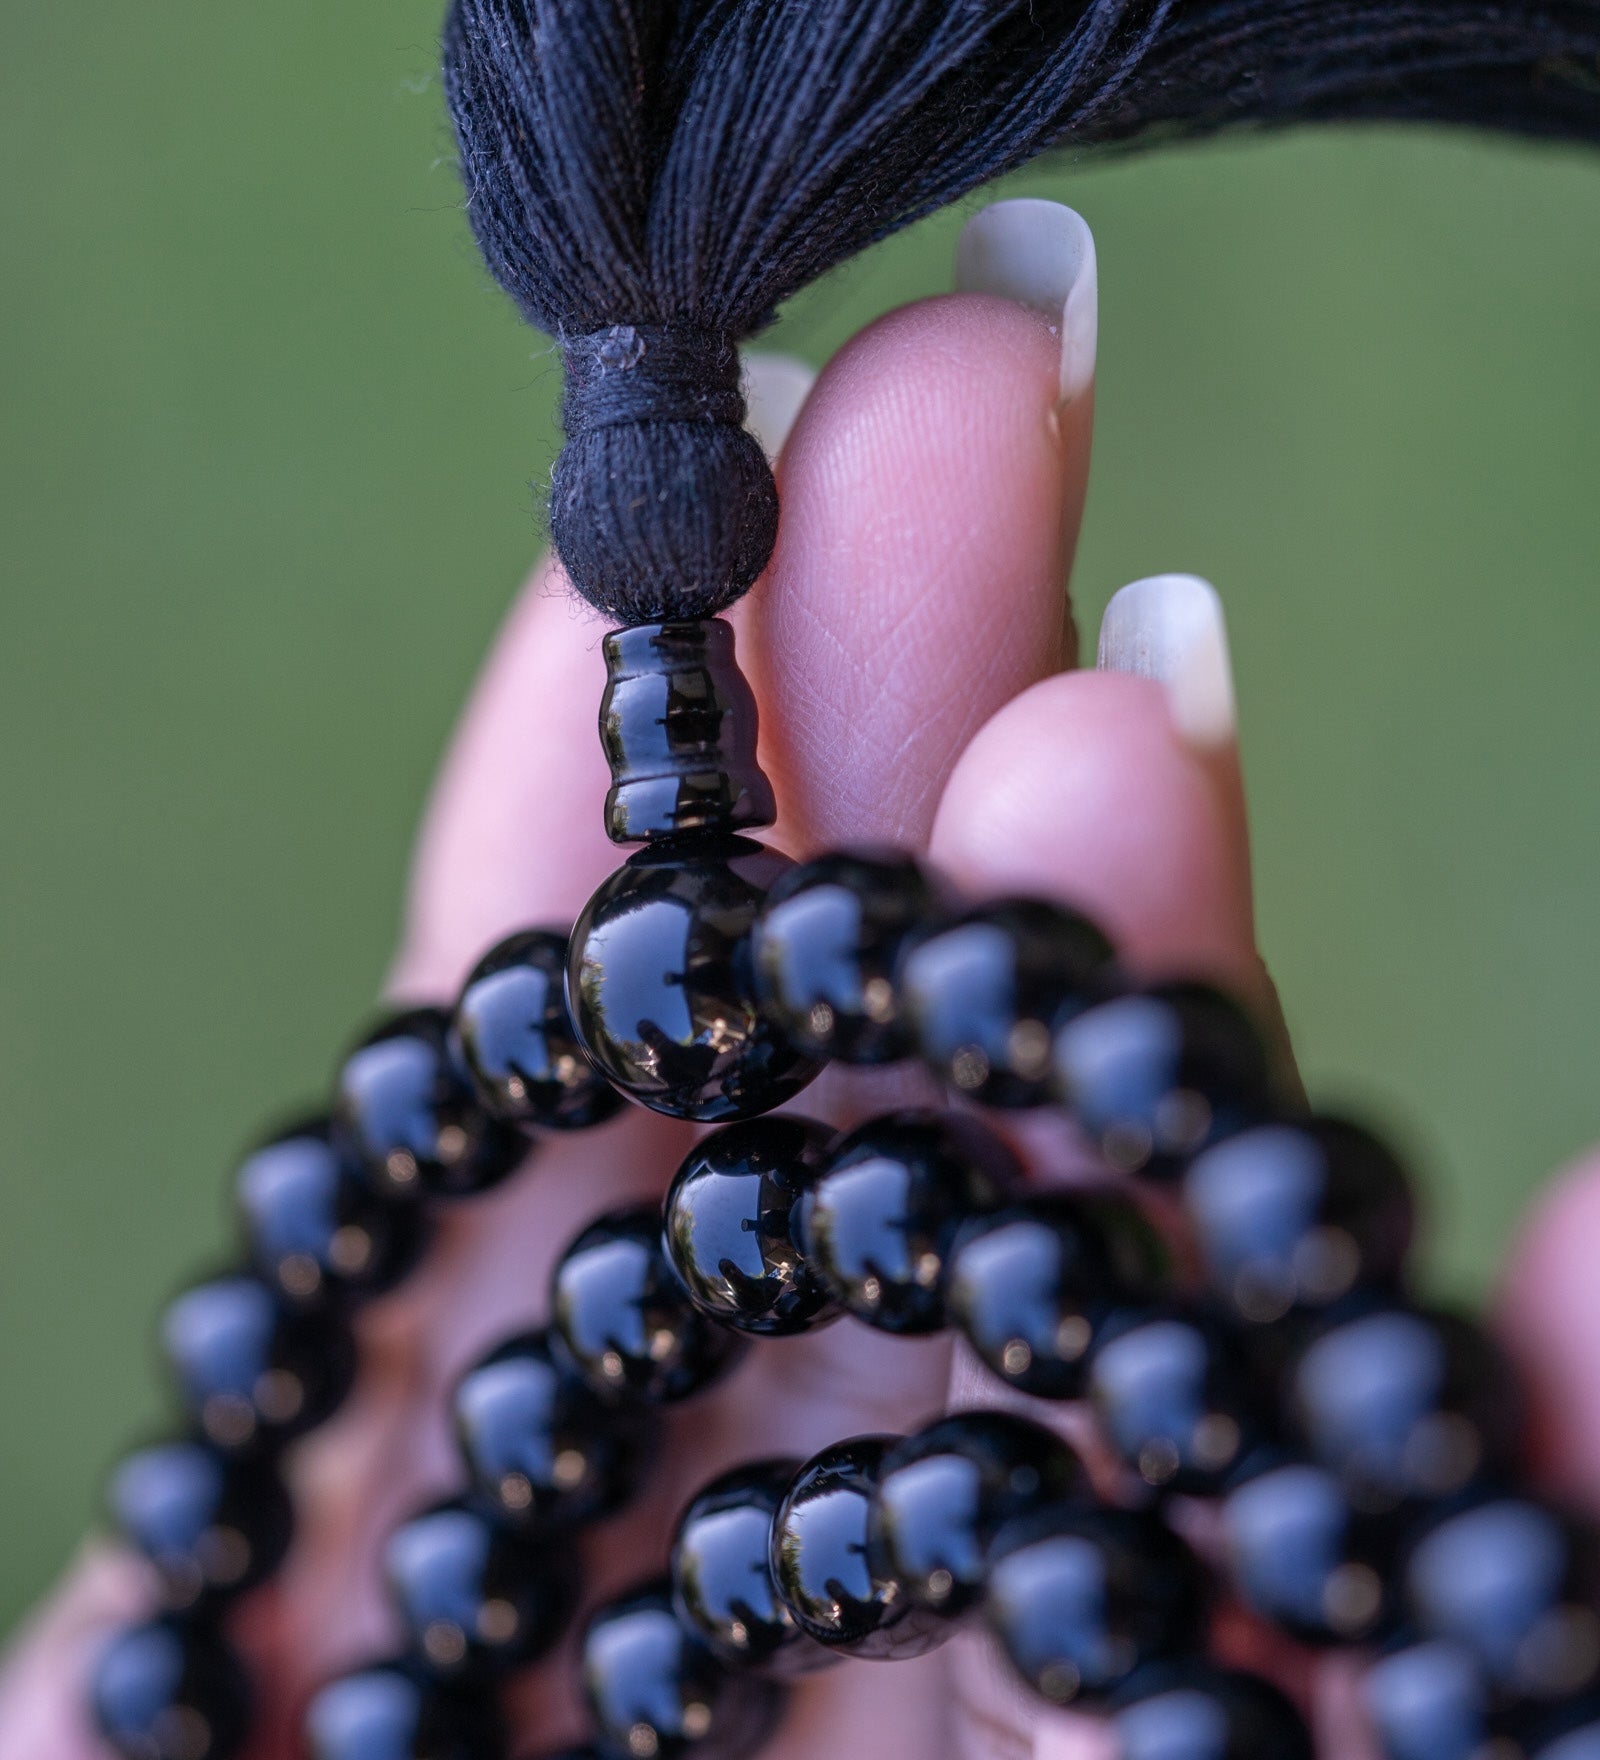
[[566, 833, 821, 1122], [662, 1115, 840, 1337], [551, 1207, 745, 1402], [899, 898, 1114, 1108], [798, 1109, 1018, 1335], [1110, 1661, 1315, 1760], [451, 928, 623, 1133], [751, 849, 938, 1063], [598, 619, 776, 844], [304, 1663, 506, 1760], [334, 1007, 526, 1201], [91, 1619, 252, 1760], [868, 1412, 1084, 1618]]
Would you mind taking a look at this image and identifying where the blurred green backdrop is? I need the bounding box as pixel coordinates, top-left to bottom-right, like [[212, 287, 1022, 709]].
[[4, 0, 1600, 1635]]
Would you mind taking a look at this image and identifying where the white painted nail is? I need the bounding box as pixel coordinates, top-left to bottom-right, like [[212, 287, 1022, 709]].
[[740, 351, 816, 459], [954, 198, 1097, 406], [1097, 573, 1238, 751]]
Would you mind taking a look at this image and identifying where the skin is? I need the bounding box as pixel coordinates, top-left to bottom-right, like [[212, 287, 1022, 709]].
[[4, 285, 1599, 1760]]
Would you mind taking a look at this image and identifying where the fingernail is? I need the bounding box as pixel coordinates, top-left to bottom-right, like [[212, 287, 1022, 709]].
[[954, 198, 1098, 406], [741, 351, 816, 459], [1097, 573, 1238, 751]]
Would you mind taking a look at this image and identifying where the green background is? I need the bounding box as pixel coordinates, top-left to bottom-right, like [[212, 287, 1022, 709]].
[[3, 2, 1599, 1635]]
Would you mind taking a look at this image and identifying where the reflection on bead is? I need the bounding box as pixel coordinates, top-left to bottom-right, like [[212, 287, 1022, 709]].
[[1362, 1638, 1492, 1760], [552, 1208, 745, 1402], [799, 1110, 1017, 1335], [900, 899, 1114, 1108], [335, 1009, 526, 1201], [236, 1117, 427, 1308], [384, 1500, 578, 1679], [946, 1194, 1169, 1400], [1184, 1117, 1414, 1323], [983, 1504, 1208, 1706], [91, 1619, 251, 1760], [304, 1662, 506, 1760], [452, 930, 623, 1133], [869, 1413, 1084, 1618], [567, 835, 822, 1121], [671, 1458, 833, 1676], [580, 1582, 784, 1760], [108, 1441, 292, 1610], [160, 1275, 355, 1452], [663, 1117, 840, 1337], [770, 1436, 945, 1660], [453, 1329, 655, 1532], [1110, 1661, 1315, 1760], [751, 850, 937, 1063]]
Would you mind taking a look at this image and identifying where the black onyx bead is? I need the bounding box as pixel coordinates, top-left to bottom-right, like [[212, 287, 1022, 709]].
[[770, 1435, 946, 1659], [304, 1663, 505, 1760], [751, 850, 937, 1063], [383, 1500, 578, 1679], [1184, 1116, 1415, 1323], [670, 1457, 834, 1675], [869, 1413, 1084, 1618], [1220, 1456, 1396, 1645], [900, 899, 1114, 1108], [945, 1193, 1170, 1399], [1404, 1498, 1600, 1701], [983, 1504, 1208, 1706], [335, 1008, 526, 1201], [600, 619, 776, 844], [1363, 1638, 1494, 1760], [798, 1110, 1018, 1335], [161, 1275, 355, 1452], [1087, 1307, 1261, 1495], [452, 1329, 655, 1532], [236, 1117, 426, 1308], [1112, 1662, 1314, 1760], [662, 1116, 840, 1337], [451, 930, 623, 1133], [91, 1619, 251, 1760], [108, 1440, 292, 1610], [1286, 1303, 1519, 1510], [566, 834, 822, 1122], [580, 1582, 784, 1760], [1052, 982, 1274, 1179], [551, 1207, 745, 1402]]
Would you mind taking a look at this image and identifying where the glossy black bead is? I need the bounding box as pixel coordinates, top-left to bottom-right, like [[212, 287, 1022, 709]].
[[946, 1193, 1170, 1399], [1052, 982, 1273, 1179], [453, 1329, 656, 1532], [304, 1662, 506, 1760], [91, 1619, 251, 1760], [900, 899, 1114, 1108], [1087, 1307, 1262, 1495], [566, 834, 822, 1122], [580, 1582, 784, 1760], [671, 1457, 834, 1675], [662, 1116, 840, 1337], [1362, 1638, 1494, 1760], [983, 1504, 1208, 1706], [869, 1413, 1084, 1618], [108, 1440, 292, 1610], [335, 1008, 526, 1201], [451, 930, 623, 1133], [1220, 1455, 1396, 1645], [1286, 1302, 1519, 1510], [770, 1435, 946, 1659], [551, 1207, 745, 1402], [600, 619, 776, 844], [751, 850, 938, 1063], [160, 1274, 355, 1452], [798, 1110, 1018, 1335], [383, 1499, 578, 1679], [1110, 1661, 1315, 1760], [236, 1116, 427, 1308], [1184, 1116, 1415, 1322]]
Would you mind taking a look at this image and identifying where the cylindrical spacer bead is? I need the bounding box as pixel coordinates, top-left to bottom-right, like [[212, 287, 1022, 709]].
[[600, 618, 776, 844]]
